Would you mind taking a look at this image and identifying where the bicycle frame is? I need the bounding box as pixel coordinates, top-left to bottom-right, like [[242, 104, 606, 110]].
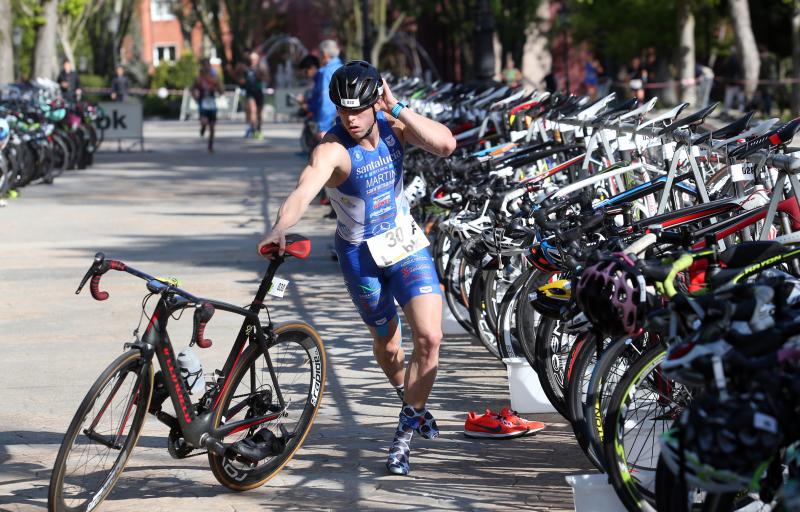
[[83, 255, 293, 451]]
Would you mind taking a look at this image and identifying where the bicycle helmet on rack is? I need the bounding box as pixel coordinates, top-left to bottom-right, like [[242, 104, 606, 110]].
[[575, 252, 648, 336], [530, 279, 572, 319], [660, 392, 784, 494], [430, 182, 463, 210], [480, 227, 530, 255], [329, 60, 383, 110], [527, 243, 561, 272]]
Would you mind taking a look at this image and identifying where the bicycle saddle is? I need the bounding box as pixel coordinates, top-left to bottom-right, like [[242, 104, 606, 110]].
[[637, 102, 689, 131], [657, 102, 719, 136], [728, 117, 800, 159], [711, 117, 779, 150], [260, 234, 311, 259], [593, 98, 638, 123], [693, 111, 754, 145]]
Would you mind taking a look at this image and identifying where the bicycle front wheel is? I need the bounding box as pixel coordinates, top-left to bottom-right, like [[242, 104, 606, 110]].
[[48, 349, 153, 512], [208, 322, 326, 491]]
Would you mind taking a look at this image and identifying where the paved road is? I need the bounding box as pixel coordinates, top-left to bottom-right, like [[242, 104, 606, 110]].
[[0, 121, 592, 511]]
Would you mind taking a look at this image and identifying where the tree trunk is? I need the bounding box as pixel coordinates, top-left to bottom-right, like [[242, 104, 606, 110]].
[[0, 0, 14, 83], [793, 0, 800, 113], [677, 0, 696, 105], [370, 0, 404, 66], [58, 24, 76, 67], [33, 0, 60, 80], [728, 0, 760, 101]]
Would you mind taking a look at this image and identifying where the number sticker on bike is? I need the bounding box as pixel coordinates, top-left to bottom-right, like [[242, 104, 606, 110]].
[[366, 216, 430, 268], [268, 277, 289, 298]]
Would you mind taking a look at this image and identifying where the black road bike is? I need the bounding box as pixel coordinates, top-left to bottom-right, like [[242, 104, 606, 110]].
[[48, 235, 326, 511]]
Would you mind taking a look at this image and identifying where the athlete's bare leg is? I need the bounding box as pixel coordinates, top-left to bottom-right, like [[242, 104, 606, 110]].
[[400, 293, 442, 409], [369, 317, 405, 388]]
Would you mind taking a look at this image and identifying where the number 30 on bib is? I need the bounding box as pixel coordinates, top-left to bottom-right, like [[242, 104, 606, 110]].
[[366, 216, 430, 267]]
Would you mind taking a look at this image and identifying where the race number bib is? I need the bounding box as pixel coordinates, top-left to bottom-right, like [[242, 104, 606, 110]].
[[201, 97, 217, 110], [366, 216, 430, 268]]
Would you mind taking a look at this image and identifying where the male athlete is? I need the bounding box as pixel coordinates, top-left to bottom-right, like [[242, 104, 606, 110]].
[[258, 61, 456, 475]]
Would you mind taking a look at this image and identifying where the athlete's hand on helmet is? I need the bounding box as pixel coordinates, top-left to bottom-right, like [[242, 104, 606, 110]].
[[257, 229, 286, 259], [377, 78, 399, 116]]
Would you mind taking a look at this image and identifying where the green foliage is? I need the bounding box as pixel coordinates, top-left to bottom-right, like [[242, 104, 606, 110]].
[[567, 0, 679, 62], [491, 0, 543, 65], [60, 0, 88, 18], [10, 0, 42, 79], [142, 95, 181, 119], [78, 73, 106, 88], [150, 53, 200, 90]]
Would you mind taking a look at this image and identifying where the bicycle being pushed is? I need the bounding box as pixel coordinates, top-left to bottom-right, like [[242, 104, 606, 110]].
[[48, 235, 326, 512]]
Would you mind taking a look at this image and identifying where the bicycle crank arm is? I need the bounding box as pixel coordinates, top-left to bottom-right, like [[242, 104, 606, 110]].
[[210, 402, 290, 439]]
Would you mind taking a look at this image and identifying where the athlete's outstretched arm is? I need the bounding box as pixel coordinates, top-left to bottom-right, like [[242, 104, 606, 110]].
[[257, 141, 340, 255], [379, 79, 456, 157]]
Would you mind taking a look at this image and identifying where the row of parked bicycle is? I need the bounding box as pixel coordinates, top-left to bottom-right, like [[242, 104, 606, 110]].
[[0, 81, 103, 205], [390, 76, 800, 511]]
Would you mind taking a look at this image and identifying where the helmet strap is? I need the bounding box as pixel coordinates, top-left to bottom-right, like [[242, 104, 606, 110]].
[[359, 105, 378, 141]]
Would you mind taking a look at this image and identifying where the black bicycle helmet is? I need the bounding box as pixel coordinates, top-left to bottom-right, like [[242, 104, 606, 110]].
[[329, 60, 383, 109]]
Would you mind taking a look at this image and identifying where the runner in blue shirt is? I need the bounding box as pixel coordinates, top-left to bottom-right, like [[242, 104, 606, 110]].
[[258, 61, 456, 476]]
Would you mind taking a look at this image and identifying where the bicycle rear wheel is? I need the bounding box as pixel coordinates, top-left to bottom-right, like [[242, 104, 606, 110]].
[[208, 322, 326, 491], [48, 350, 153, 512]]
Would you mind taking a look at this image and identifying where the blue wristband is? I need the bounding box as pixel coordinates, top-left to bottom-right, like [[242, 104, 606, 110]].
[[391, 101, 407, 118]]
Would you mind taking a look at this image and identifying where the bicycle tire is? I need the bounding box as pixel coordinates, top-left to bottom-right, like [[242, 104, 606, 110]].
[[208, 322, 326, 491], [532, 315, 578, 420], [583, 333, 653, 472], [564, 332, 606, 470], [468, 269, 501, 359], [442, 243, 476, 335], [603, 343, 673, 512], [48, 349, 153, 512]]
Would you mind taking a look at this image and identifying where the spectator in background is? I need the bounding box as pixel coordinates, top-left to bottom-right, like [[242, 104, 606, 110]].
[[57, 60, 81, 102], [309, 39, 343, 137], [583, 51, 603, 100], [755, 44, 777, 116], [627, 56, 647, 102], [238, 50, 269, 140], [502, 55, 522, 87], [110, 66, 129, 102], [295, 54, 320, 113], [722, 47, 744, 118], [192, 58, 224, 153], [643, 47, 664, 101]]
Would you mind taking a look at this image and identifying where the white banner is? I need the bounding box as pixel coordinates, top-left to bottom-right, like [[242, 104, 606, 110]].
[[95, 101, 143, 140]]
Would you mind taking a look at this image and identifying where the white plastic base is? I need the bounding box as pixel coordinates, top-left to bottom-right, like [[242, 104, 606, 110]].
[[503, 357, 557, 413], [565, 474, 625, 512]]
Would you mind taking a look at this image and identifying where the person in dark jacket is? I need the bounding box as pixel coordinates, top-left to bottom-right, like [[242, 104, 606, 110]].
[[57, 60, 81, 101], [110, 66, 129, 102]]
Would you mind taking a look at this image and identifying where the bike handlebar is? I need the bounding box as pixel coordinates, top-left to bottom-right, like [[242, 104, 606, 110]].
[[192, 302, 215, 349], [76, 252, 216, 349]]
